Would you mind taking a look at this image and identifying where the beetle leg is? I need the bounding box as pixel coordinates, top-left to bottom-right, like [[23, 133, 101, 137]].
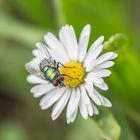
[[57, 62, 76, 68], [60, 74, 80, 81]]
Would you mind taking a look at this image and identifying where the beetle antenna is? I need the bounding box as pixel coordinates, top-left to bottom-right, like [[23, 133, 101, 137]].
[[57, 62, 76, 69]]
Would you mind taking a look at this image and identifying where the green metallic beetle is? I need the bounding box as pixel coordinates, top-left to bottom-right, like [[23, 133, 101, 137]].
[[26, 43, 76, 87], [40, 58, 65, 87]]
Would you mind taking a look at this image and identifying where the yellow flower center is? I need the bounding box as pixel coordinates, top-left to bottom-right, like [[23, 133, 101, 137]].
[[60, 61, 85, 88]]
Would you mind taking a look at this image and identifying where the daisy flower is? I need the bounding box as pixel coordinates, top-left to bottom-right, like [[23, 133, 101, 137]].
[[25, 24, 117, 124]]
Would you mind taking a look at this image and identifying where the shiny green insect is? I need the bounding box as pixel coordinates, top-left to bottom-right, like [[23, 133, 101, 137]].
[[40, 58, 65, 87], [26, 43, 75, 87]]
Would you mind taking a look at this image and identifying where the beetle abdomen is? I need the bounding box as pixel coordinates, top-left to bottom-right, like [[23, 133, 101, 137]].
[[43, 67, 59, 81]]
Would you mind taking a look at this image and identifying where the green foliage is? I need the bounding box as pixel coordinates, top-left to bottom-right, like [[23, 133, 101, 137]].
[[0, 121, 28, 140], [67, 109, 120, 140], [6, 0, 55, 28], [104, 33, 127, 51], [0, 13, 46, 46]]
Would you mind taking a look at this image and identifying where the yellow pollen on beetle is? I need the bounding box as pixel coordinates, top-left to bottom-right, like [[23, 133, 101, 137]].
[[60, 61, 85, 88]]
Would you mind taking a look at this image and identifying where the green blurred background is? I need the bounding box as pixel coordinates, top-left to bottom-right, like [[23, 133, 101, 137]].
[[0, 0, 140, 140]]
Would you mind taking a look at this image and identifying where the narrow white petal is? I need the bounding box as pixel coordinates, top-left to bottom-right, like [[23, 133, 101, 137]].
[[70, 107, 78, 123], [31, 86, 53, 98], [85, 59, 96, 72], [79, 88, 88, 119], [84, 80, 101, 105], [94, 82, 108, 91], [92, 87, 104, 103], [27, 75, 45, 84], [94, 61, 115, 70], [92, 103, 99, 115], [25, 59, 40, 75], [91, 69, 111, 77], [86, 104, 93, 116], [31, 83, 53, 97], [32, 49, 39, 57], [58, 27, 65, 46], [67, 107, 78, 124], [69, 25, 79, 59], [96, 52, 117, 66], [92, 87, 111, 107], [59, 25, 78, 60], [84, 80, 109, 107], [44, 32, 69, 63], [40, 87, 65, 110], [80, 85, 91, 104], [80, 85, 94, 116], [91, 45, 103, 59], [66, 88, 80, 118], [86, 73, 104, 84], [79, 101, 88, 119], [84, 36, 104, 63], [101, 96, 112, 107], [36, 42, 51, 60], [78, 24, 91, 62], [51, 89, 71, 120], [84, 45, 103, 68]]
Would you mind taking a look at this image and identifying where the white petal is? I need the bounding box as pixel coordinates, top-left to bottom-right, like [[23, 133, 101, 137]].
[[69, 25, 79, 58], [44, 32, 69, 63], [80, 85, 94, 116], [92, 87, 111, 107], [84, 36, 104, 63], [85, 59, 96, 72], [91, 45, 103, 59], [94, 82, 108, 91], [86, 73, 104, 84], [51, 89, 71, 120], [79, 100, 88, 119], [84, 80, 101, 105], [36, 42, 51, 60], [96, 52, 117, 66], [59, 25, 78, 60], [101, 96, 112, 107], [80, 85, 91, 104], [94, 61, 115, 70], [92, 87, 104, 103], [84, 80, 109, 107], [32, 49, 39, 57], [40, 87, 65, 110], [92, 103, 99, 115], [86, 104, 93, 116], [25, 59, 40, 74], [84, 45, 103, 68], [31, 83, 53, 97], [79, 88, 88, 119], [91, 69, 111, 77], [67, 107, 78, 124], [66, 88, 80, 118], [78, 24, 91, 62], [27, 75, 45, 84], [70, 107, 78, 123]]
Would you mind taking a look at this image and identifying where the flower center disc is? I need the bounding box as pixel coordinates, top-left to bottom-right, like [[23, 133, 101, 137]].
[[60, 61, 85, 88]]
